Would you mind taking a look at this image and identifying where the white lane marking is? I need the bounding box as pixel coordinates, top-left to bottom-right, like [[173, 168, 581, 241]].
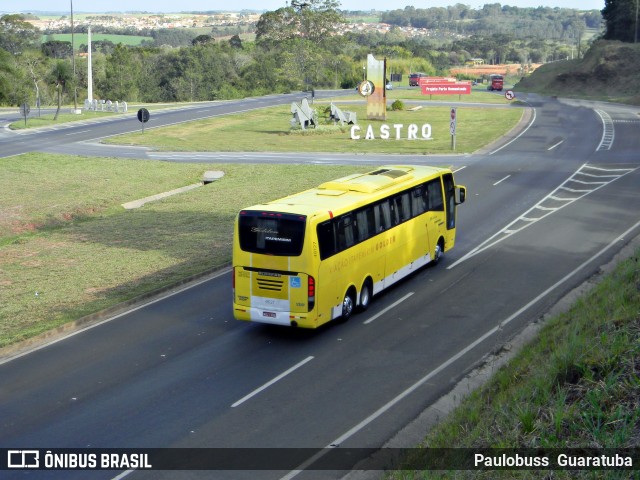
[[548, 139, 564, 150], [363, 292, 414, 325], [493, 175, 511, 186], [280, 217, 640, 480], [0, 267, 232, 366], [111, 470, 134, 480], [65, 130, 91, 135], [582, 165, 634, 172], [489, 107, 536, 155], [595, 109, 615, 151], [231, 356, 314, 408], [448, 163, 637, 269]]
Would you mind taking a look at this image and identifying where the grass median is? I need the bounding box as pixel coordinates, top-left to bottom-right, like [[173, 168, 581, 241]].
[[0, 155, 370, 348], [103, 102, 522, 154]]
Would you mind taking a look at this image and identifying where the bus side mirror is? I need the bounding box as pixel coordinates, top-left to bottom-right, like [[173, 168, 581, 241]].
[[456, 186, 466, 205]]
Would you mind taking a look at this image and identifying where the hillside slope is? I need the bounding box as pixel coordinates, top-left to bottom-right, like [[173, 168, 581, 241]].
[[516, 40, 640, 105]]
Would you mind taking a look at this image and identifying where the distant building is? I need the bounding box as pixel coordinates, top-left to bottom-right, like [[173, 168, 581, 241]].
[[465, 58, 485, 66]]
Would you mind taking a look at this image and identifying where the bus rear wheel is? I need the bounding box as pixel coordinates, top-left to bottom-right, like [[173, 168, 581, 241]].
[[358, 280, 372, 312], [341, 289, 355, 321]]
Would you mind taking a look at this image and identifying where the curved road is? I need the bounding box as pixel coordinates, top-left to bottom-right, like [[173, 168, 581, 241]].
[[1, 92, 639, 479]]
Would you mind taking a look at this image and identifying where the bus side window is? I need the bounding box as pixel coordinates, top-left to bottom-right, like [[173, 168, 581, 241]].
[[427, 179, 444, 211], [317, 220, 336, 260], [356, 207, 375, 241], [411, 186, 426, 216], [373, 203, 383, 232], [336, 214, 355, 251], [398, 193, 411, 222], [390, 196, 401, 226], [380, 200, 392, 230]]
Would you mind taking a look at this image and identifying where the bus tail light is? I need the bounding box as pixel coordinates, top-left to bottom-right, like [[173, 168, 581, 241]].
[[308, 276, 315, 311]]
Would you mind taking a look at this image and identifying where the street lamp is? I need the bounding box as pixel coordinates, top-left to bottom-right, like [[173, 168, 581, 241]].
[[70, 0, 78, 111]]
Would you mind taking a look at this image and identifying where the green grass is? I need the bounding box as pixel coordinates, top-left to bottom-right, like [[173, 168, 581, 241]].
[[42, 33, 152, 46], [0, 155, 366, 347], [104, 102, 522, 155], [389, 246, 640, 479]]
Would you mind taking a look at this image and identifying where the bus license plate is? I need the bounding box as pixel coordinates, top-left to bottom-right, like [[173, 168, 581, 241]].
[[263, 311, 276, 318]]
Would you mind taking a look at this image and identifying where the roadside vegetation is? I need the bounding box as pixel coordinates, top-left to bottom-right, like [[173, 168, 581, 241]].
[[389, 244, 640, 479], [516, 39, 640, 105]]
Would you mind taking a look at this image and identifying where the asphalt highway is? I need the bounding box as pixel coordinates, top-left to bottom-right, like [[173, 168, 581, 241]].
[[1, 91, 639, 480]]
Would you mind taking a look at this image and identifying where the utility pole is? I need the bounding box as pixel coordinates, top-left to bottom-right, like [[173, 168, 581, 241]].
[[87, 26, 93, 103], [71, 0, 78, 111]]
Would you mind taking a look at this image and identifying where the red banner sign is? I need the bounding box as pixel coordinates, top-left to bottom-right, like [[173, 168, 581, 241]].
[[421, 83, 471, 95]]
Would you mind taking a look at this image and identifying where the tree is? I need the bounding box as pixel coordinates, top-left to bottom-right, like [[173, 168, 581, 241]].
[[16, 50, 46, 107], [49, 60, 72, 120], [255, 7, 299, 43], [256, 0, 345, 44], [104, 44, 141, 101], [0, 48, 16, 104], [42, 40, 73, 59], [192, 35, 213, 46], [0, 15, 40, 54], [602, 0, 637, 42], [229, 35, 243, 49], [298, 0, 345, 43]]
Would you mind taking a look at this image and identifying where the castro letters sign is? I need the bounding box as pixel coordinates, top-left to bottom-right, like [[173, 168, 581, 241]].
[[350, 123, 432, 141]]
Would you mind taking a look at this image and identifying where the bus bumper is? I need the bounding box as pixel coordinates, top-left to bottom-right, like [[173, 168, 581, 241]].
[[233, 306, 314, 328]]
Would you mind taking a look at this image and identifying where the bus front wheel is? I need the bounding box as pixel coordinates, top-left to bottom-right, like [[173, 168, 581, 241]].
[[432, 239, 444, 265]]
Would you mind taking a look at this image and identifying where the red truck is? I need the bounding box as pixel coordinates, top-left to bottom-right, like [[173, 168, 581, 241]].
[[487, 74, 504, 91], [409, 72, 427, 87]]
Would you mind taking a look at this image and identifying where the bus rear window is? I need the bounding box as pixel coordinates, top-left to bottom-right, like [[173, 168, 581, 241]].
[[238, 211, 306, 256]]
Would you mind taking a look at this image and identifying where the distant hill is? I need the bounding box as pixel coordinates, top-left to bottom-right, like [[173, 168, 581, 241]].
[[516, 40, 640, 105]]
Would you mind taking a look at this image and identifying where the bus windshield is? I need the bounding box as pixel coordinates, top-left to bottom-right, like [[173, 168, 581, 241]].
[[238, 211, 306, 256]]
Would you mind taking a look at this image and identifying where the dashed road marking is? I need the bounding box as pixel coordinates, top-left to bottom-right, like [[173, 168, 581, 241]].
[[595, 109, 615, 151]]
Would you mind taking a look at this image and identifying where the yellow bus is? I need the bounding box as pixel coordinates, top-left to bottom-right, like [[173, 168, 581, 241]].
[[232, 165, 466, 328]]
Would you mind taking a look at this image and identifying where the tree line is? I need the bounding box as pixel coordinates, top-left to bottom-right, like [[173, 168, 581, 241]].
[[380, 4, 602, 37], [1, 1, 632, 109]]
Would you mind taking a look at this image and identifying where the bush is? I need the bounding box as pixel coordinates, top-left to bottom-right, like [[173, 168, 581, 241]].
[[390, 99, 404, 111]]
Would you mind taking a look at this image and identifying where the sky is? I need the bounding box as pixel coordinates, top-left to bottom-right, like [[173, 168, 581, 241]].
[[0, 0, 605, 14]]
